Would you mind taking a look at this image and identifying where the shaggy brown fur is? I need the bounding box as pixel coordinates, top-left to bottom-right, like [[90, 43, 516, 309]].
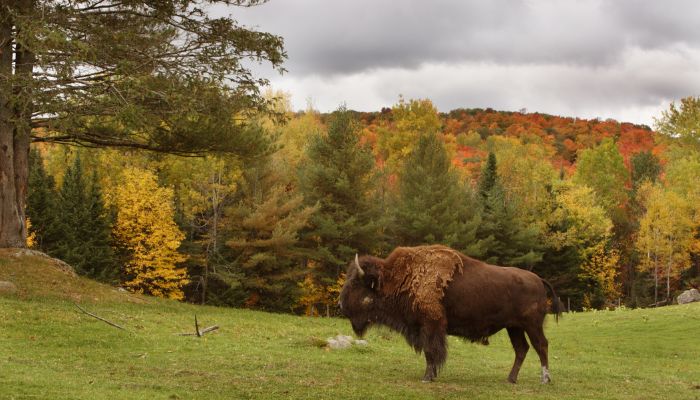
[[339, 245, 562, 384], [381, 245, 464, 320]]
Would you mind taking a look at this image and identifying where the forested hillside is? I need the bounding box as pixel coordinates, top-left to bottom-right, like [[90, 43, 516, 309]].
[[25, 95, 700, 313]]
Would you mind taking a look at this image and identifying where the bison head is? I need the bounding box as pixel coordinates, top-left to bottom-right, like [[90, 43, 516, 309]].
[[339, 254, 383, 337]]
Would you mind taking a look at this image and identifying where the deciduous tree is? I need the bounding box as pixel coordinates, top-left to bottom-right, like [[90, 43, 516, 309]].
[[655, 96, 700, 150], [377, 97, 441, 173], [573, 138, 630, 226], [112, 167, 188, 299], [636, 183, 694, 304]]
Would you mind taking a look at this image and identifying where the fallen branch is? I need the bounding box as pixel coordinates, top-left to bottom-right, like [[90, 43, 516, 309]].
[[650, 299, 669, 307], [74, 303, 127, 331], [176, 314, 219, 336], [176, 326, 219, 336]]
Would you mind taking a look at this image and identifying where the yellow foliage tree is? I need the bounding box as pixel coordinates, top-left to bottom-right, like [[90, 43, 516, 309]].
[[580, 242, 621, 302], [550, 182, 619, 304], [297, 267, 345, 317], [551, 182, 613, 254], [487, 136, 558, 229], [25, 218, 36, 248], [636, 182, 694, 304], [113, 167, 188, 300], [377, 97, 442, 173]]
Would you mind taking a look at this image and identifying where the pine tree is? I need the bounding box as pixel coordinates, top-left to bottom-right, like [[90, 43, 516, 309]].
[[83, 171, 117, 281], [478, 152, 498, 199], [53, 156, 90, 270], [227, 185, 318, 311], [26, 149, 60, 251], [631, 151, 661, 192], [51, 156, 116, 281], [477, 152, 542, 267], [298, 107, 383, 285], [392, 132, 484, 256]]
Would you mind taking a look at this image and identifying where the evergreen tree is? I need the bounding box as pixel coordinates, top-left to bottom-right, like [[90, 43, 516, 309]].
[[392, 132, 484, 256], [52, 156, 116, 281], [477, 153, 542, 267], [83, 171, 118, 281], [26, 149, 60, 251], [631, 151, 661, 193], [227, 185, 318, 311], [52, 156, 90, 269], [478, 152, 498, 199], [298, 107, 383, 284]]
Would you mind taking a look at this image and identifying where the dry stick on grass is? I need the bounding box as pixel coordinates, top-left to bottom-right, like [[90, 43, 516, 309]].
[[74, 303, 128, 331], [176, 314, 219, 336]]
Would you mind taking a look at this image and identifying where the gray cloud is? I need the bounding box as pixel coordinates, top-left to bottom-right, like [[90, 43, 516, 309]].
[[226, 0, 700, 124], [235, 0, 700, 74]]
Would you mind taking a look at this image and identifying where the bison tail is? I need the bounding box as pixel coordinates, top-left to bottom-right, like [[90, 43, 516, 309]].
[[541, 279, 563, 323]]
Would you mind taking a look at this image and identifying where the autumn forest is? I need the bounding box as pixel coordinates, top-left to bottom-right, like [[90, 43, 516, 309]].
[[2, 1, 699, 317], [24, 95, 700, 313]]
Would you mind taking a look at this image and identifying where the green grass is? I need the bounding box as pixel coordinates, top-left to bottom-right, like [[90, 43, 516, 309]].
[[1, 252, 699, 399]]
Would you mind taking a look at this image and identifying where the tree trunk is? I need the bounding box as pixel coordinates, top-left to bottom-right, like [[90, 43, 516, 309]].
[[0, 11, 25, 248], [653, 253, 658, 306], [666, 239, 674, 303], [0, 1, 33, 249]]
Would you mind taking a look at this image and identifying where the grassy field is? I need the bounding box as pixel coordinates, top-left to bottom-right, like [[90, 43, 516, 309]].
[[1, 250, 699, 400]]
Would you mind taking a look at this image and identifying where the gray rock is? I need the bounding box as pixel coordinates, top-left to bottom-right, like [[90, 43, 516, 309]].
[[0, 281, 18, 295], [327, 338, 351, 349], [9, 248, 76, 277], [326, 334, 365, 350], [677, 289, 700, 305]]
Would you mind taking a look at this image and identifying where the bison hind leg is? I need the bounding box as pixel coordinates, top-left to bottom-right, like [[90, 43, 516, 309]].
[[524, 324, 551, 384], [506, 327, 529, 384]]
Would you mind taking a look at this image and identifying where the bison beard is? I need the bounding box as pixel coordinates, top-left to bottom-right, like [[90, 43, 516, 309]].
[[339, 245, 562, 384]]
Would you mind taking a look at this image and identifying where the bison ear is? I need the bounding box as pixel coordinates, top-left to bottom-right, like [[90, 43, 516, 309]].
[[360, 260, 382, 292]]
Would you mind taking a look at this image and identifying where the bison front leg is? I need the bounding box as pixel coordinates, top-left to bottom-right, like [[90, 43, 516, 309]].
[[420, 321, 447, 383]]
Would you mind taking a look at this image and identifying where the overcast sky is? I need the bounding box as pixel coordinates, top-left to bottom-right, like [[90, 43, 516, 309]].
[[230, 0, 700, 126]]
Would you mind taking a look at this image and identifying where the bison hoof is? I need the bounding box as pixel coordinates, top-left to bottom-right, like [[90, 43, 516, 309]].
[[421, 378, 433, 384], [541, 366, 551, 384], [507, 377, 517, 384]]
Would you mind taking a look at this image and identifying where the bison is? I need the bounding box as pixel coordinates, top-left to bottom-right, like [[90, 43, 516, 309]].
[[339, 245, 561, 383]]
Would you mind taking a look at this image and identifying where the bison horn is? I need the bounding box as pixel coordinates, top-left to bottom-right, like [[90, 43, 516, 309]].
[[355, 254, 365, 277]]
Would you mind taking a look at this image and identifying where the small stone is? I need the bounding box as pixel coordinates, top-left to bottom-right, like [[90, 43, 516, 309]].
[[354, 339, 368, 346], [0, 281, 18, 295], [327, 338, 351, 349], [336, 335, 353, 345]]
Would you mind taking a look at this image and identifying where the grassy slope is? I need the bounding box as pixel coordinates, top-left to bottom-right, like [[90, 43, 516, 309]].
[[1, 252, 699, 400]]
